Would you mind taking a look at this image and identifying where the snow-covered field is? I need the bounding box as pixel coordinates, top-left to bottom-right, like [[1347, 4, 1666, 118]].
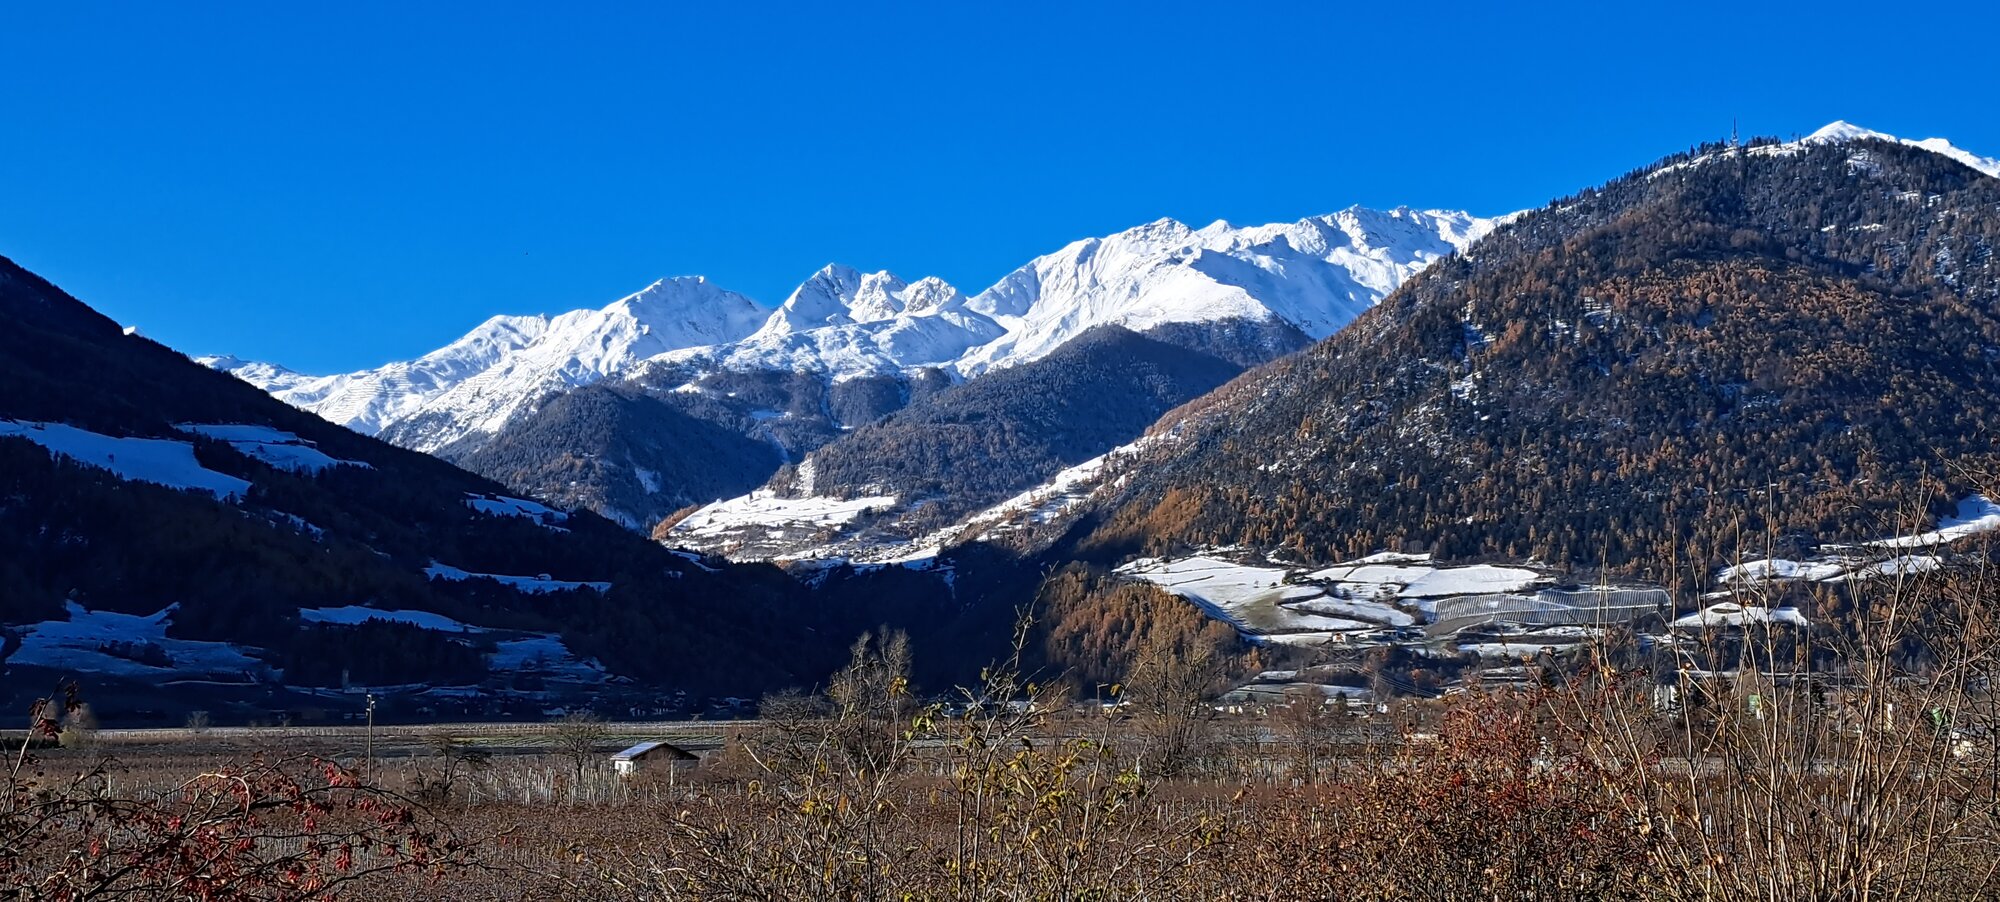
[[1719, 558, 1850, 583], [1870, 495, 2000, 549], [464, 492, 571, 529], [1117, 555, 1443, 645], [5, 602, 262, 678], [1710, 496, 2000, 587], [2, 419, 250, 499], [1672, 603, 1810, 628], [1396, 565, 1542, 598], [297, 603, 609, 686], [1825, 554, 1942, 582], [1118, 550, 1687, 657], [489, 636, 607, 681], [954, 439, 1152, 543], [176, 423, 370, 473], [1286, 596, 1416, 627], [670, 433, 1169, 568], [424, 562, 611, 594], [667, 490, 898, 559], [1301, 554, 1545, 605]]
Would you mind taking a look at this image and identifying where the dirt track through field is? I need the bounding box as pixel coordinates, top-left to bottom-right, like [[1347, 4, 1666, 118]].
[[80, 720, 760, 755]]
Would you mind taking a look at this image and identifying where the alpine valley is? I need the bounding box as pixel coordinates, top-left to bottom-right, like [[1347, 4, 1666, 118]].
[[206, 207, 1501, 532], [10, 121, 2000, 720]]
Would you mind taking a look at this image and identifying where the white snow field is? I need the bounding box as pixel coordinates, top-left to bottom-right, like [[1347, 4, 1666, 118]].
[[1, 419, 250, 499], [1116, 555, 1429, 645], [670, 435, 1162, 566], [488, 636, 607, 681], [463, 492, 571, 528], [296, 605, 608, 684], [424, 562, 611, 594], [1709, 496, 2000, 587], [1118, 550, 1693, 656], [175, 423, 371, 473], [1719, 559, 1851, 583], [1870, 495, 2000, 548], [668, 490, 898, 558], [1672, 603, 1810, 629], [6, 602, 261, 677], [1395, 565, 1542, 598]]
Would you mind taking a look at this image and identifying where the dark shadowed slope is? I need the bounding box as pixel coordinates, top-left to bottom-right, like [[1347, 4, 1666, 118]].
[[0, 254, 837, 718]]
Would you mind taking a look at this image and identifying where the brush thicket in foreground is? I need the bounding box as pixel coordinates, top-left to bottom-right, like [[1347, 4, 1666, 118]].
[[9, 544, 2000, 900]]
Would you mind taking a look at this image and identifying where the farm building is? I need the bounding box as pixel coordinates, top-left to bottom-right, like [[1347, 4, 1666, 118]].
[[610, 740, 698, 776]]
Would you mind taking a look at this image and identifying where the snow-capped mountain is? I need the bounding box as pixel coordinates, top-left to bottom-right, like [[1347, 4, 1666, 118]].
[[957, 207, 1501, 374], [1804, 120, 2000, 179], [216, 277, 766, 450], [651, 265, 1007, 377], [1049, 123, 2000, 574], [662, 121, 2000, 563], [193, 355, 317, 394], [210, 206, 1503, 452]]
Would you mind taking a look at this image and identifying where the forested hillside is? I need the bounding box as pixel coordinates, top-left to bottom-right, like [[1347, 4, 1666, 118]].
[[1077, 137, 2000, 579], [456, 383, 782, 528], [791, 325, 1247, 529], [0, 255, 849, 716], [425, 364, 955, 529]]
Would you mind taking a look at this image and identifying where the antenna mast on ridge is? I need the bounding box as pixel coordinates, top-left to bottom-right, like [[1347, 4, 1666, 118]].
[[1731, 118, 1740, 149]]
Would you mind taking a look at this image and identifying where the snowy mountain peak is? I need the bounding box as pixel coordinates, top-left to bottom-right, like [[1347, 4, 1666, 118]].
[[1803, 121, 2000, 179], [769, 264, 868, 331], [954, 206, 1507, 374], [200, 356, 316, 394], [214, 204, 1505, 451], [207, 277, 765, 445], [1807, 120, 1893, 143], [602, 276, 765, 340], [1132, 216, 1194, 237], [754, 264, 968, 338], [900, 276, 962, 315]]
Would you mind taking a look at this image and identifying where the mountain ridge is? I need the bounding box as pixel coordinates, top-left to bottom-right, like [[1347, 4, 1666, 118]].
[[208, 205, 1505, 452], [0, 252, 879, 720], [1046, 128, 2000, 580]]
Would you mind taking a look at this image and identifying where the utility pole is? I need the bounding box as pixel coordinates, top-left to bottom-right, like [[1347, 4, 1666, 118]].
[[365, 693, 377, 783]]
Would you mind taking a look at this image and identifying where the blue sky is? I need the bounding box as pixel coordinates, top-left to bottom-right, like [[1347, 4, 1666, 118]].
[[4, 1, 1996, 373]]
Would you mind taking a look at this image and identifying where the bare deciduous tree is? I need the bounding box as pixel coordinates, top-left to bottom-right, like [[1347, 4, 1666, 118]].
[[551, 711, 609, 784]]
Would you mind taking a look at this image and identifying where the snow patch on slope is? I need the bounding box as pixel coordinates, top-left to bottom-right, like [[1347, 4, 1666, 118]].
[[1870, 495, 2000, 548], [6, 602, 262, 678], [463, 492, 571, 530], [1, 420, 250, 499], [175, 423, 371, 473], [1805, 121, 2000, 179], [669, 490, 897, 559], [424, 561, 611, 594]]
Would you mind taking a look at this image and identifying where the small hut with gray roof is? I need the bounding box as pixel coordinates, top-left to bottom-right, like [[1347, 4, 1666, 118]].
[[610, 740, 698, 776]]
